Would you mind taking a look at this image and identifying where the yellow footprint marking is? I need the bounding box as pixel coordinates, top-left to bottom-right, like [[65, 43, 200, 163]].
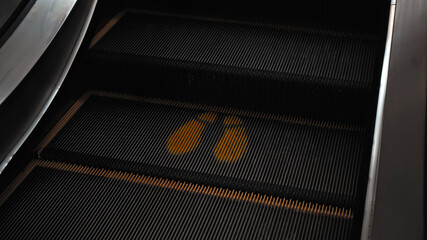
[[223, 116, 242, 125], [167, 113, 216, 155], [214, 116, 248, 163]]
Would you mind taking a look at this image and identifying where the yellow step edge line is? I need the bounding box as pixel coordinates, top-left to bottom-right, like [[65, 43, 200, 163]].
[[0, 161, 38, 207], [89, 10, 128, 49], [0, 159, 353, 219], [35, 92, 93, 157]]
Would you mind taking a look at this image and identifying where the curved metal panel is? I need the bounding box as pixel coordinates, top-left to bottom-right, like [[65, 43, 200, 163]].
[[0, 0, 98, 173], [0, 0, 23, 29], [363, 0, 427, 238], [361, 5, 396, 239], [0, 0, 77, 105]]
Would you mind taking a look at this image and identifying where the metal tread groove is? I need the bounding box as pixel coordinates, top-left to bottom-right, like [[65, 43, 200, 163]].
[[0, 159, 353, 239], [37, 91, 367, 208]]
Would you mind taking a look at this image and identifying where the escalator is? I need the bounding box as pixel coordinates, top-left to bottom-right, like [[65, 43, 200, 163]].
[[0, 1, 391, 239]]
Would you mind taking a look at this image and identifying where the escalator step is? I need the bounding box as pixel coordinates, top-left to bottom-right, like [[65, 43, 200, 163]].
[[0, 160, 353, 239], [37, 91, 367, 207], [87, 11, 381, 122], [91, 11, 378, 88]]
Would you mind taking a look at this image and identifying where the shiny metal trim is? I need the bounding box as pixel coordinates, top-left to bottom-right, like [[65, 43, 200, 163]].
[[0, 0, 98, 173], [361, 5, 396, 240], [0, 0, 77, 105]]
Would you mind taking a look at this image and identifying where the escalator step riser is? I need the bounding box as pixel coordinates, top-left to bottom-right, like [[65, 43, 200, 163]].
[[87, 11, 381, 123], [0, 160, 353, 240]]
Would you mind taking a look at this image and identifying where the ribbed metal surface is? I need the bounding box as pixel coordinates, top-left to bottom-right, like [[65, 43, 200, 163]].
[[39, 92, 366, 207], [90, 11, 378, 89], [0, 160, 353, 239]]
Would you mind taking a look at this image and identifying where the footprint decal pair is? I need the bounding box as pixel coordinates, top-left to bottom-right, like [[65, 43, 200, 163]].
[[167, 113, 248, 162]]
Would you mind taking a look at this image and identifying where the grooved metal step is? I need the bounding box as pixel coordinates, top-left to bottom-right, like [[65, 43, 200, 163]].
[[0, 160, 353, 239], [90, 11, 378, 88], [37, 91, 367, 207], [86, 11, 382, 123]]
